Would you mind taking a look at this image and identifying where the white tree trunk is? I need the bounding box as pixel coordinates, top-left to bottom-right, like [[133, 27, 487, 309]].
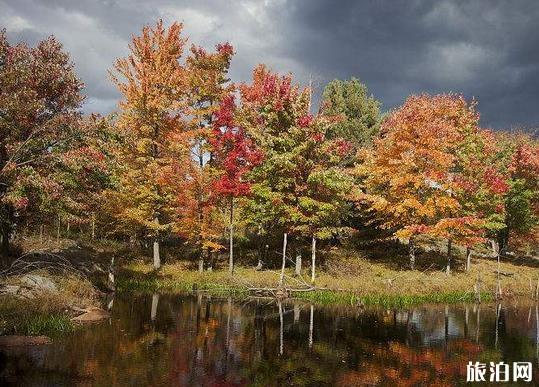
[[295, 253, 302, 276], [279, 233, 287, 287], [153, 217, 161, 269], [466, 247, 472, 272], [409, 239, 415, 270], [311, 236, 316, 283]]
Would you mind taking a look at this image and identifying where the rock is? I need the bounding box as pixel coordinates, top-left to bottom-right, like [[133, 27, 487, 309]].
[[0, 285, 21, 296], [0, 335, 52, 347], [72, 307, 110, 323], [20, 274, 57, 292]]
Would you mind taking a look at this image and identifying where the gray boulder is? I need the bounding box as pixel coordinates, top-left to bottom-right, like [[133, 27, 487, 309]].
[[20, 274, 57, 292]]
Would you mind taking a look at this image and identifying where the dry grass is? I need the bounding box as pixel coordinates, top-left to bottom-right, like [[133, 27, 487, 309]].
[[121, 248, 539, 301]]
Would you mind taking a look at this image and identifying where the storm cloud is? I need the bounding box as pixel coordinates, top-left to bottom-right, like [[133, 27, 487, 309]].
[[1, 0, 538, 130]]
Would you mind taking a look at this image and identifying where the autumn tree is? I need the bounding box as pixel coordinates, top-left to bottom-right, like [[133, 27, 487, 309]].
[[0, 30, 84, 260], [497, 133, 539, 252], [177, 42, 235, 271], [209, 95, 262, 274], [110, 20, 188, 269], [240, 65, 353, 283], [360, 94, 486, 271]]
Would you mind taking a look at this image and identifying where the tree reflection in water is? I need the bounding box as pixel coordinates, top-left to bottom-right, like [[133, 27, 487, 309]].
[[2, 294, 539, 386]]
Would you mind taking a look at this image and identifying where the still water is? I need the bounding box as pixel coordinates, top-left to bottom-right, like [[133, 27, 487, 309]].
[[2, 293, 539, 386]]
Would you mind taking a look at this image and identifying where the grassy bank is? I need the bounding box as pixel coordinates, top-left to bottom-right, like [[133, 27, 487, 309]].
[[0, 273, 100, 337], [117, 247, 539, 307]]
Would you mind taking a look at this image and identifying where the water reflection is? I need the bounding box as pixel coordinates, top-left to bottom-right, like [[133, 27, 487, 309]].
[[2, 294, 539, 386]]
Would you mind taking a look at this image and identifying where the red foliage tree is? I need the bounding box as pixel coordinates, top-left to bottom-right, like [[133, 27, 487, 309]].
[[209, 94, 262, 274]]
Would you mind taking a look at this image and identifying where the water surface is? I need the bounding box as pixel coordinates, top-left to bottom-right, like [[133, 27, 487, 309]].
[[2, 293, 539, 386]]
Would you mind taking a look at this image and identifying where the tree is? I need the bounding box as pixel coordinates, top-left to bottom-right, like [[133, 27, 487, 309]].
[[110, 20, 188, 269], [360, 94, 485, 271], [320, 78, 381, 154], [0, 30, 84, 260], [209, 95, 262, 274], [240, 65, 353, 283], [497, 133, 539, 252]]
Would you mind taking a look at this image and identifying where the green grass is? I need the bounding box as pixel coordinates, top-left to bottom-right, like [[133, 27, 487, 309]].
[[117, 272, 493, 307], [20, 314, 74, 336], [292, 289, 493, 308]]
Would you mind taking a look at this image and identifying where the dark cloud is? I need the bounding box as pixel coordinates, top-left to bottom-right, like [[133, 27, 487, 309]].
[[1, 0, 538, 130]]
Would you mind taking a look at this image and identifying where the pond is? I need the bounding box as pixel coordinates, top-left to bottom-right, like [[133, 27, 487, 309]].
[[1, 293, 539, 386]]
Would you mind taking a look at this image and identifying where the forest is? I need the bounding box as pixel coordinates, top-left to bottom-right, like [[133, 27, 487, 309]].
[[0, 19, 538, 293]]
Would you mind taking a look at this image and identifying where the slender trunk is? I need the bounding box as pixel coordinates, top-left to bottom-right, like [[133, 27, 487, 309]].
[[466, 247, 472, 272], [295, 252, 302, 276], [279, 233, 287, 287], [229, 198, 234, 275], [153, 239, 160, 269], [153, 217, 161, 269], [446, 239, 452, 275], [409, 238, 415, 270], [108, 256, 115, 291], [66, 220, 70, 235], [311, 236, 316, 283], [495, 240, 501, 299], [293, 304, 300, 323]]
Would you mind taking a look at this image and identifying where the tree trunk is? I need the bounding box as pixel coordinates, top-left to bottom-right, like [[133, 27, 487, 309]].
[[153, 239, 160, 269], [311, 236, 316, 283], [466, 247, 472, 272], [494, 240, 502, 299], [279, 233, 287, 287], [446, 239, 452, 275], [295, 252, 302, 276], [409, 239, 415, 270], [229, 198, 234, 275], [153, 217, 161, 269]]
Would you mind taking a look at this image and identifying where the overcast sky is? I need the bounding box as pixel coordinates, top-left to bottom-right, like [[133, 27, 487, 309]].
[[1, 0, 539, 130]]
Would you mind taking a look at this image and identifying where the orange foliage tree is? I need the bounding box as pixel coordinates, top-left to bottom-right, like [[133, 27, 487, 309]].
[[110, 20, 189, 268], [360, 94, 501, 271]]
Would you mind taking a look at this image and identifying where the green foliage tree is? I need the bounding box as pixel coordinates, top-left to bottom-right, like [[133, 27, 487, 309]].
[[320, 78, 381, 153], [240, 65, 354, 283]]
